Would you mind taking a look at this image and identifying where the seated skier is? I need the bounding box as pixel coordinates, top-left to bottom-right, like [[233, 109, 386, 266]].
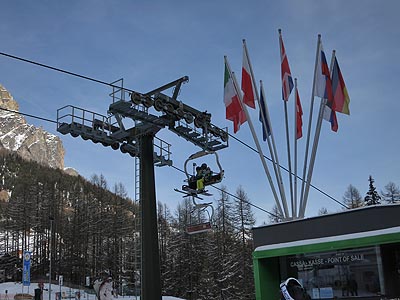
[[196, 163, 209, 191], [186, 163, 221, 193]]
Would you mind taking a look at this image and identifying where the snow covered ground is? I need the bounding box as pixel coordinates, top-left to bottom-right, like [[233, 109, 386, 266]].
[[0, 282, 184, 300]]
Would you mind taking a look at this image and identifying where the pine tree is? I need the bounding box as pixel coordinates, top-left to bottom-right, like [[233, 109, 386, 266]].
[[364, 175, 381, 206]]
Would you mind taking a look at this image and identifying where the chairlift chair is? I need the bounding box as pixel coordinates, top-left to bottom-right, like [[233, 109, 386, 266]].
[[186, 199, 215, 235], [181, 150, 224, 194]]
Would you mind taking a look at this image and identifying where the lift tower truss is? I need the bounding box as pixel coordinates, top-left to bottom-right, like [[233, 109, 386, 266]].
[[56, 76, 228, 300]]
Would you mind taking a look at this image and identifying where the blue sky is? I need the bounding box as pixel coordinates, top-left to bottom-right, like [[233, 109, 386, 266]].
[[1, 0, 400, 225]]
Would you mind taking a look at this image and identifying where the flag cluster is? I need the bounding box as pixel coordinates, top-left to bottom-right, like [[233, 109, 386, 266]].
[[221, 33, 350, 220], [223, 35, 349, 135]]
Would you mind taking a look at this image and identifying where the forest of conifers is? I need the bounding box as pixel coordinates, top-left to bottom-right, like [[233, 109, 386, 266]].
[[0, 149, 256, 299]]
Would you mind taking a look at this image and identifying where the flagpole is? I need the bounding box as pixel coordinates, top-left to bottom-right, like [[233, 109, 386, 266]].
[[298, 34, 321, 218], [243, 39, 290, 217], [278, 29, 295, 218], [299, 98, 325, 217], [283, 98, 295, 217], [299, 49, 336, 218], [294, 78, 298, 218], [224, 56, 287, 218], [259, 80, 290, 217]]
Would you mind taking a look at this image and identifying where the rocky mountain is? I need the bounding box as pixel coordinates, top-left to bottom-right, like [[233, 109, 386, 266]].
[[0, 84, 65, 169]]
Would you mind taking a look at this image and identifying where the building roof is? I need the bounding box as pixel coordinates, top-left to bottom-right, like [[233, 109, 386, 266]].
[[252, 204, 400, 249]]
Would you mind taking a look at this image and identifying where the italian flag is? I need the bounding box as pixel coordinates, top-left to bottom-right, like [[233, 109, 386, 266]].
[[224, 60, 246, 133]]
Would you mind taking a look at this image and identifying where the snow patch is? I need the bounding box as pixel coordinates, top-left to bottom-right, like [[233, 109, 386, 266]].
[[0, 282, 185, 300], [13, 133, 27, 150], [0, 112, 17, 119]]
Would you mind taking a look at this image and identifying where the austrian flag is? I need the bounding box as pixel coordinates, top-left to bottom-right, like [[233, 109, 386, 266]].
[[241, 42, 256, 109], [224, 60, 246, 133]]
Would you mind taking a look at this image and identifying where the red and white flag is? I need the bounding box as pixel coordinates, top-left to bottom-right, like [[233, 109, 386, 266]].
[[241, 43, 256, 108]]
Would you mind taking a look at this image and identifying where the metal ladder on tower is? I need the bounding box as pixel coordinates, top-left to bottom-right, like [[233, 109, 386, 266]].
[[134, 150, 142, 299]]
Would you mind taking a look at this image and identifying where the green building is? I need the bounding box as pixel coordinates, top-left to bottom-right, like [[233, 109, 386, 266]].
[[252, 204, 400, 300]]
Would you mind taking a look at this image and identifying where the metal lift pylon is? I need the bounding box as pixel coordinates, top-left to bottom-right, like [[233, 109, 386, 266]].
[[56, 76, 228, 300]]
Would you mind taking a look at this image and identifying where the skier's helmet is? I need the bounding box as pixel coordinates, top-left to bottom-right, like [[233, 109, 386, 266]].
[[280, 278, 307, 300]]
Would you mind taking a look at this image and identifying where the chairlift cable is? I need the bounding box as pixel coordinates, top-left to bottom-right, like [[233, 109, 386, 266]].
[[228, 133, 347, 209], [0, 107, 346, 216], [171, 165, 280, 218], [0, 107, 57, 124], [0, 50, 346, 210], [0, 106, 280, 217], [0, 51, 131, 92]]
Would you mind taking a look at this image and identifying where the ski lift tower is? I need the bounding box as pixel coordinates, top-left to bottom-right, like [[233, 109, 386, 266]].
[[56, 76, 228, 300]]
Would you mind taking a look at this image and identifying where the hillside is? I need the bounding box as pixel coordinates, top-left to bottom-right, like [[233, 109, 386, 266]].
[[0, 149, 139, 288]]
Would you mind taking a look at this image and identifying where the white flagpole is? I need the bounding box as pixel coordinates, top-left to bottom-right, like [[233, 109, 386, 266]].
[[259, 81, 290, 218], [299, 48, 336, 218], [224, 56, 287, 218], [243, 39, 290, 218], [299, 102, 326, 218], [294, 78, 299, 218], [298, 34, 321, 218], [279, 29, 295, 218], [283, 97, 295, 217]]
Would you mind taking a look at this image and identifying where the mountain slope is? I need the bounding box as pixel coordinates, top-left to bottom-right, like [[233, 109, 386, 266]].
[[0, 84, 64, 169]]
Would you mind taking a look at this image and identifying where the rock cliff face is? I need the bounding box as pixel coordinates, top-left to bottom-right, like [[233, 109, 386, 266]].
[[0, 84, 65, 169]]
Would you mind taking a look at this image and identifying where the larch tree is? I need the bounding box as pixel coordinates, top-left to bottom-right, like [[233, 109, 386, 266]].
[[381, 182, 400, 203], [268, 205, 284, 223], [318, 207, 329, 215], [343, 184, 363, 209], [213, 185, 238, 299], [233, 186, 255, 299]]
